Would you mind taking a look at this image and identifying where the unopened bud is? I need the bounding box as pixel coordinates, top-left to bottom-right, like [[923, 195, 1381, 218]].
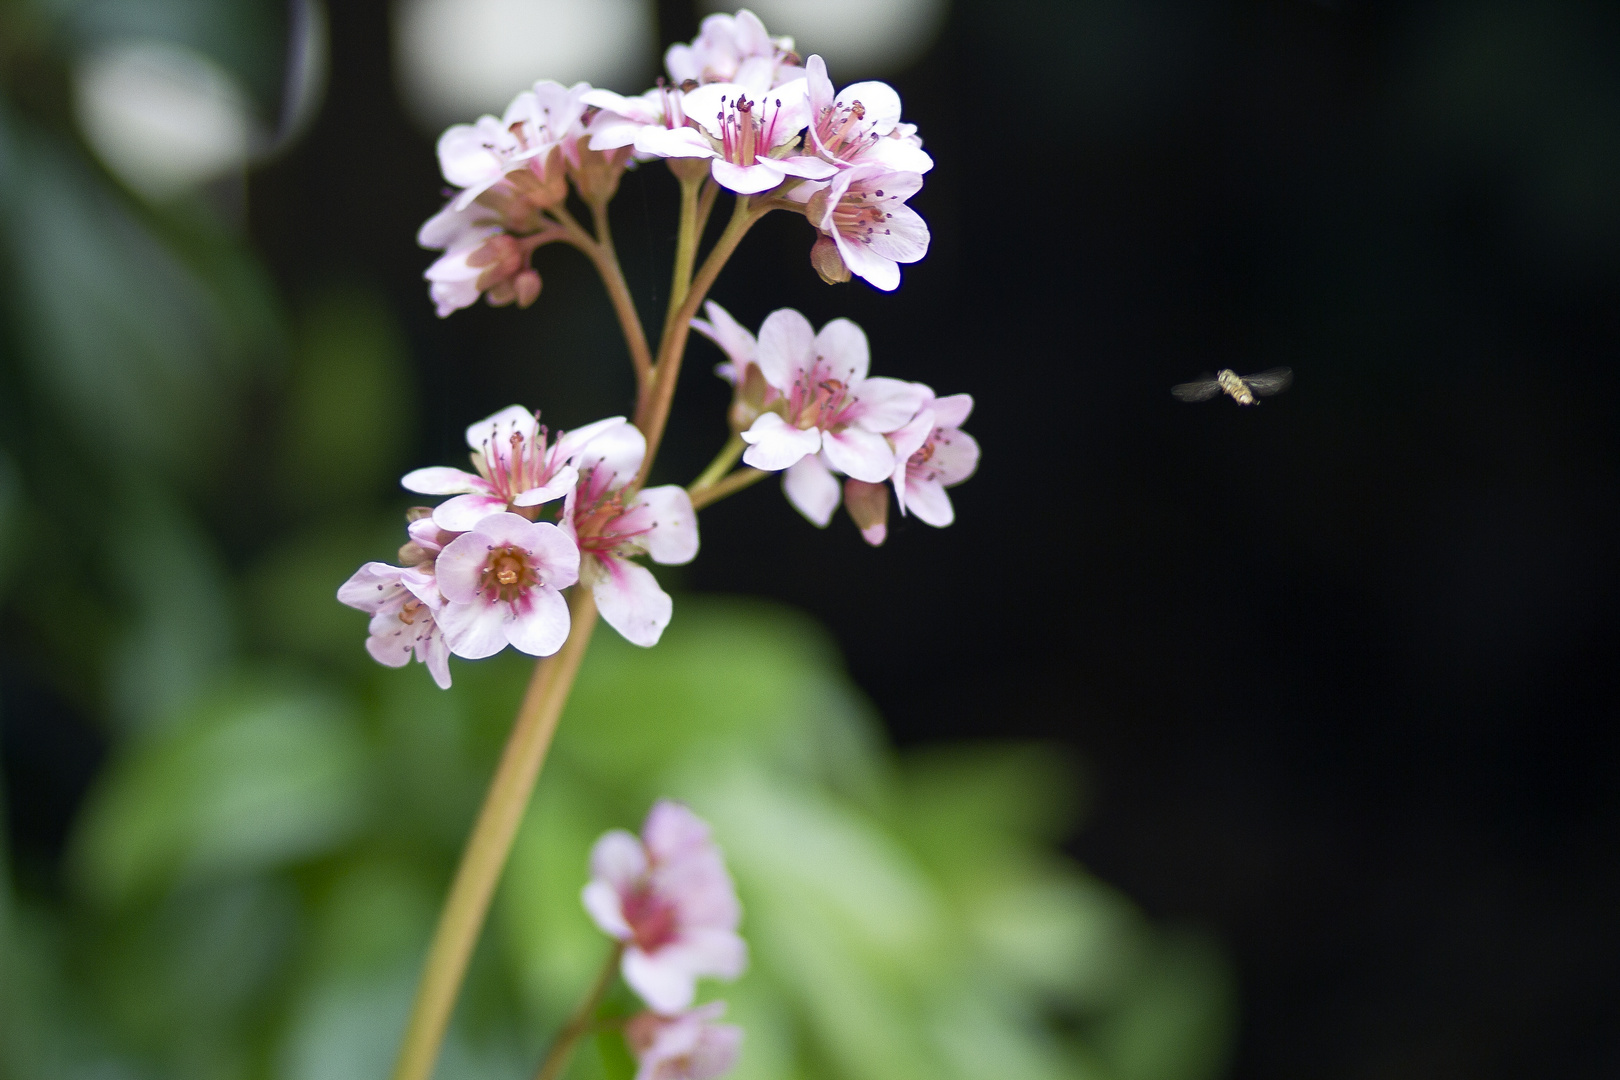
[[398, 541, 430, 565], [811, 234, 851, 285], [513, 268, 541, 308], [843, 479, 888, 546], [406, 506, 435, 522]]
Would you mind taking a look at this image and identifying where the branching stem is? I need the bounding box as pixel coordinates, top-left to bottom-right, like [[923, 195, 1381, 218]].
[[689, 466, 768, 510]]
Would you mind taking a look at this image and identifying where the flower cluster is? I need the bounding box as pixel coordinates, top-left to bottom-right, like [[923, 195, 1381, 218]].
[[694, 302, 978, 545], [585, 801, 746, 1080], [339, 407, 697, 686], [418, 8, 933, 313]]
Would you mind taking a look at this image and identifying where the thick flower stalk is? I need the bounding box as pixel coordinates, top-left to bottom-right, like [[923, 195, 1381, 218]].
[[337, 13, 978, 1080]]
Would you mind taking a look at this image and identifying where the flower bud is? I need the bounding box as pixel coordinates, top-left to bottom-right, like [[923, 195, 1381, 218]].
[[571, 145, 633, 206], [810, 234, 851, 285], [843, 479, 888, 546]]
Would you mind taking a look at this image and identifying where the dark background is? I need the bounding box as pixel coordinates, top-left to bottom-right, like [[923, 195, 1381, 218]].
[[14, 0, 1620, 1077]]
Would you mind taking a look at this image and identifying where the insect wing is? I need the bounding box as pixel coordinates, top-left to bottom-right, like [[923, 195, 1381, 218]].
[[1171, 377, 1222, 402], [1242, 367, 1293, 397]]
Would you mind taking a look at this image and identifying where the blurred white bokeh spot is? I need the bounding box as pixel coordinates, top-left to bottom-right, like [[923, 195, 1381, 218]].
[[394, 0, 655, 131], [704, 0, 948, 75], [73, 40, 262, 201]]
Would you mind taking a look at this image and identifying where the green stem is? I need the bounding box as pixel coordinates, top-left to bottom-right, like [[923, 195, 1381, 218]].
[[533, 944, 625, 1080], [664, 173, 705, 336], [634, 196, 770, 488], [390, 589, 601, 1080], [690, 433, 745, 492], [689, 466, 768, 511]]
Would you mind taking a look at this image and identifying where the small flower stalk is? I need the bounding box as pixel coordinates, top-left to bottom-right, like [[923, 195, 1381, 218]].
[[347, 13, 979, 1080]]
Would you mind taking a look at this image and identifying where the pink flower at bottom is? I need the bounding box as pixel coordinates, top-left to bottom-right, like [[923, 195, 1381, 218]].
[[582, 801, 746, 1013], [433, 512, 580, 659], [625, 1003, 742, 1080]]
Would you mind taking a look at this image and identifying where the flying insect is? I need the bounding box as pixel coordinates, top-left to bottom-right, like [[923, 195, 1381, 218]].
[[1172, 367, 1293, 406]]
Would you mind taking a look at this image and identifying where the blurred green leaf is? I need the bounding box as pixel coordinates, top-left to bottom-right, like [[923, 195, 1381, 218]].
[[71, 673, 369, 905]]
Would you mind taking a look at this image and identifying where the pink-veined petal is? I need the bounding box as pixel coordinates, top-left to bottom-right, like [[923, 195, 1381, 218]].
[[813, 317, 870, 383], [555, 415, 631, 460], [741, 413, 821, 471], [679, 83, 743, 139], [905, 476, 955, 527], [930, 427, 981, 486], [465, 405, 539, 451], [436, 600, 509, 659], [338, 562, 405, 612], [433, 531, 490, 603], [572, 422, 646, 490], [782, 455, 839, 526], [430, 492, 508, 532], [836, 80, 902, 134], [833, 231, 901, 291], [755, 308, 816, 390], [865, 201, 930, 264], [401, 466, 485, 496], [887, 409, 935, 516], [634, 486, 699, 565], [504, 584, 571, 656], [592, 556, 673, 648], [821, 427, 895, 483], [930, 393, 973, 430], [848, 376, 925, 433], [710, 158, 787, 194], [511, 464, 579, 506]]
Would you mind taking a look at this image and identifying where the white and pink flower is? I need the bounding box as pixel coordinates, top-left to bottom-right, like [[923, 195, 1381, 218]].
[[738, 308, 924, 485], [888, 389, 980, 527], [401, 406, 625, 531], [583, 83, 712, 163], [673, 81, 834, 195], [418, 202, 544, 317], [665, 10, 802, 93], [794, 164, 929, 291], [583, 801, 746, 1013], [803, 55, 932, 173], [561, 423, 698, 647], [625, 1003, 742, 1080], [437, 80, 591, 210], [337, 558, 451, 689], [433, 512, 580, 659]]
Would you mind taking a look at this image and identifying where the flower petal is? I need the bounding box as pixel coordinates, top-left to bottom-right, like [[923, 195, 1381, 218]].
[[782, 456, 840, 526], [836, 80, 902, 134], [634, 125, 717, 159], [505, 583, 571, 656], [511, 464, 578, 506], [691, 300, 756, 369], [905, 477, 955, 527], [401, 466, 485, 496], [338, 562, 405, 612], [592, 556, 673, 648], [622, 949, 697, 1013], [430, 492, 508, 532], [754, 308, 816, 390], [465, 405, 539, 452], [634, 486, 700, 565], [930, 427, 981, 486], [710, 158, 786, 194], [848, 376, 925, 433], [591, 827, 649, 889], [572, 422, 646, 489], [834, 233, 901, 291], [582, 880, 633, 940], [813, 317, 870, 383], [821, 427, 895, 483], [436, 600, 509, 659], [740, 412, 821, 471]]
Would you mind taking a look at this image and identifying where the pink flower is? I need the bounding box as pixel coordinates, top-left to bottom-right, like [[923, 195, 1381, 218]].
[[561, 424, 699, 647], [665, 10, 802, 93], [676, 81, 835, 195], [337, 556, 451, 688], [433, 512, 580, 659], [625, 1003, 742, 1080], [337, 515, 458, 688], [888, 389, 980, 527], [803, 55, 933, 173], [795, 164, 930, 291], [583, 84, 714, 162], [401, 406, 625, 531], [418, 202, 543, 317], [437, 81, 591, 210], [738, 309, 924, 483], [582, 801, 747, 1013]]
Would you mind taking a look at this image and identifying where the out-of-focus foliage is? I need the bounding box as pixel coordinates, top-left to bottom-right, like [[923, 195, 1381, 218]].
[[0, 2, 1234, 1080]]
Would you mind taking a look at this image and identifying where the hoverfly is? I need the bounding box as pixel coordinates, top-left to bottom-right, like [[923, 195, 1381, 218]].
[[1171, 367, 1293, 406]]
